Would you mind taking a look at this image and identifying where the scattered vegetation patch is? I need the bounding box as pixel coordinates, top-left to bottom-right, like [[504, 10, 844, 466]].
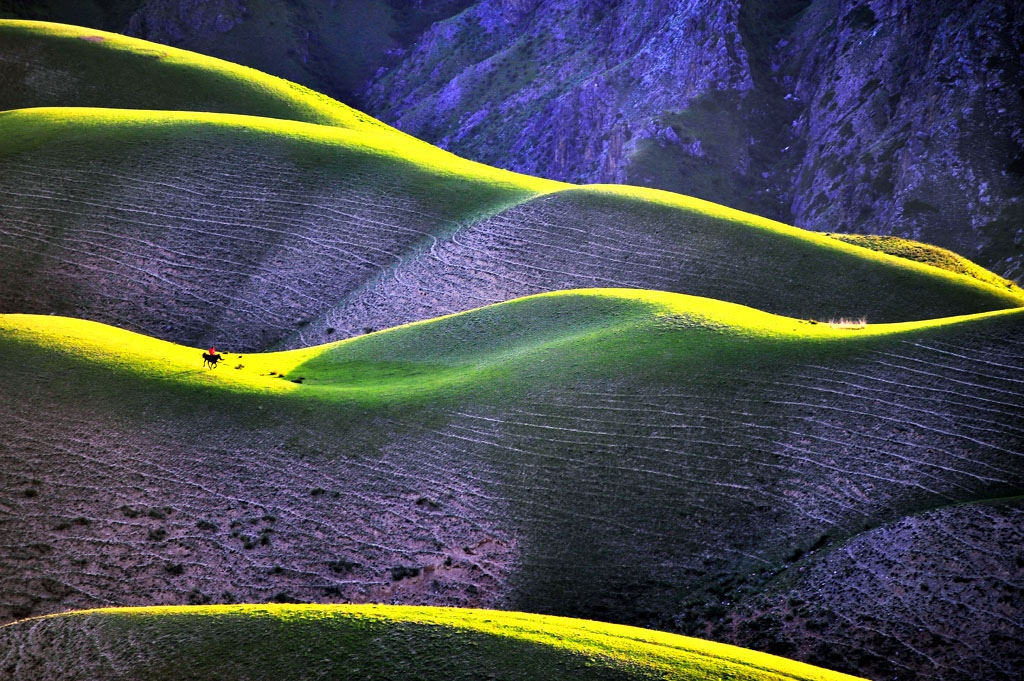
[[827, 317, 867, 329]]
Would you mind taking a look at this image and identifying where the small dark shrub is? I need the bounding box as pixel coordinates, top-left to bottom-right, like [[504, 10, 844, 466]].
[[165, 563, 184, 576], [845, 5, 877, 30], [391, 566, 421, 581], [327, 559, 360, 574], [148, 527, 167, 541], [187, 589, 211, 605]]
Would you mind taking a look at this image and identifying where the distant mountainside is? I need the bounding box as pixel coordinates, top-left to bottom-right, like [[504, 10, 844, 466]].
[[361, 0, 1024, 279], [3, 0, 1020, 278]]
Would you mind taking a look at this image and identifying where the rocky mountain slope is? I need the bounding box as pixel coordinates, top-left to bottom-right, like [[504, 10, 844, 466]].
[[362, 0, 1024, 279]]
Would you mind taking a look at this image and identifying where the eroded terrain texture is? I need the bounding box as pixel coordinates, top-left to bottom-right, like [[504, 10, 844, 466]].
[[718, 500, 1024, 681], [2, 311, 1022, 681]]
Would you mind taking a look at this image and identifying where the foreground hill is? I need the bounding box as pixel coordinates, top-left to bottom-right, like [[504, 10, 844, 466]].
[[1, 108, 1021, 353], [0, 604, 866, 681], [3, 290, 1022, 680]]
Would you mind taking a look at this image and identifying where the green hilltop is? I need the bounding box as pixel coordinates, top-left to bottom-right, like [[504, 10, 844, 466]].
[[3, 288, 1022, 405], [0, 20, 388, 132], [0, 604, 866, 681]]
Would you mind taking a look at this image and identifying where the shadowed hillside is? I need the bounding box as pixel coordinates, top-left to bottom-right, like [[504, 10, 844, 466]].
[[1, 109, 1021, 354], [0, 605, 866, 681], [2, 292, 1022, 681], [0, 20, 389, 132], [0, 107, 561, 350], [280, 184, 1024, 349], [717, 497, 1024, 681]]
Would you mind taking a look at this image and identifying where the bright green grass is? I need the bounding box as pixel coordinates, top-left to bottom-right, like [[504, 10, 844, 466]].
[[826, 233, 1023, 294], [3, 604, 867, 681], [0, 106, 564, 220], [3, 288, 1021, 407], [0, 20, 389, 132]]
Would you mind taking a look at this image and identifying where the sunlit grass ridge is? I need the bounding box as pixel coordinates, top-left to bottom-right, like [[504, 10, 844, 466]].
[[2, 604, 868, 681], [3, 289, 1021, 406], [0, 20, 389, 132]]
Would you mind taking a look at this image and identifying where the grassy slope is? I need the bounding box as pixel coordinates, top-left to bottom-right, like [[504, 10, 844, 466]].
[[826, 233, 1023, 293], [0, 19, 390, 133], [0, 106, 559, 196], [556, 184, 1024, 315], [4, 289, 1022, 407], [3, 293, 1021, 672], [0, 604, 866, 681], [2, 109, 1022, 355], [0, 106, 565, 349], [288, 181, 1024, 347]]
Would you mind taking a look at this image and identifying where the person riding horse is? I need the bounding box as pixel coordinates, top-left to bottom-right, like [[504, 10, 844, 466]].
[[202, 346, 223, 369]]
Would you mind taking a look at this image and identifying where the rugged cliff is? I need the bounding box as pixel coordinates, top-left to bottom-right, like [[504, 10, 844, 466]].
[[362, 0, 1024, 278]]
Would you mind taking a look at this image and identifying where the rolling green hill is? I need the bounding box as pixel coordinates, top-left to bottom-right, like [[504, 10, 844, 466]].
[[0, 604, 866, 681], [0, 20, 388, 132], [825, 233, 1022, 294], [3, 292, 1022, 674], [1, 107, 1021, 354], [2, 20, 1023, 681]]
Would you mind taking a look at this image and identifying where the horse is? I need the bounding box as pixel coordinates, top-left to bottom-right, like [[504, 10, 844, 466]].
[[202, 352, 223, 369]]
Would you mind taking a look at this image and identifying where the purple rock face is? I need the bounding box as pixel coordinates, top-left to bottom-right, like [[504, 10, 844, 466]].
[[126, 0, 247, 42], [363, 0, 755, 186], [361, 0, 1024, 278]]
